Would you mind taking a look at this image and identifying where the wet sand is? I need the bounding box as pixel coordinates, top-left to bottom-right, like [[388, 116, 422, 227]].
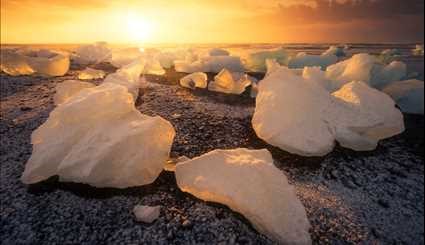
[[1, 65, 424, 244]]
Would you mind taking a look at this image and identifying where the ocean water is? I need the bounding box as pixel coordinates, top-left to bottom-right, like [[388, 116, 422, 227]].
[[1, 43, 424, 79]]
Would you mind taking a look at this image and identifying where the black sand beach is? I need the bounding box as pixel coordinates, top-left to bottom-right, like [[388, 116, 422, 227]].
[[1, 66, 424, 244]]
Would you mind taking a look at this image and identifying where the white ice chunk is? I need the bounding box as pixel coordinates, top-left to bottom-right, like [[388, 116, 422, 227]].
[[382, 79, 424, 115], [78, 67, 106, 80], [322, 46, 346, 57], [208, 48, 230, 56], [175, 148, 311, 245], [302, 66, 334, 91], [372, 61, 407, 89], [244, 48, 290, 72], [53, 80, 95, 106], [331, 82, 405, 151], [133, 205, 161, 223], [21, 83, 176, 188], [103, 59, 146, 100], [74, 42, 111, 65], [174, 56, 244, 73], [26, 53, 70, 77], [252, 66, 404, 156], [288, 52, 338, 70], [208, 69, 253, 94], [180, 72, 208, 89], [326, 54, 407, 91], [265, 59, 282, 76]]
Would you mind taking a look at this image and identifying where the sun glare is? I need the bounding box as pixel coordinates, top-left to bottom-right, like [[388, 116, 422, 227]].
[[125, 13, 154, 43]]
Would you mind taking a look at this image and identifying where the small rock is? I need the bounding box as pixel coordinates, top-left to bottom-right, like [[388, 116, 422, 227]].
[[20, 106, 32, 111], [378, 199, 390, 209], [182, 219, 192, 228], [133, 205, 161, 223]]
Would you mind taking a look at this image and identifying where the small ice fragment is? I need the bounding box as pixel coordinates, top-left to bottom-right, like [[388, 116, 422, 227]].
[[412, 45, 424, 56], [133, 205, 161, 223], [180, 72, 208, 89], [78, 68, 106, 80], [322, 46, 346, 57], [208, 69, 252, 95]]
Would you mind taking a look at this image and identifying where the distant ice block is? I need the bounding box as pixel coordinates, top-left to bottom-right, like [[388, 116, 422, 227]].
[[21, 83, 176, 188], [252, 66, 404, 156], [382, 79, 424, 115], [244, 48, 290, 72], [174, 56, 244, 73], [288, 52, 338, 70], [78, 67, 106, 80], [0, 50, 35, 76], [322, 46, 346, 57], [54, 80, 95, 105], [208, 69, 253, 94], [110, 47, 144, 68], [208, 48, 230, 56], [326, 53, 407, 91], [1, 49, 69, 77], [379, 49, 402, 63], [175, 148, 312, 245], [412, 45, 424, 56], [180, 72, 208, 89], [74, 42, 111, 65], [26, 53, 70, 77]]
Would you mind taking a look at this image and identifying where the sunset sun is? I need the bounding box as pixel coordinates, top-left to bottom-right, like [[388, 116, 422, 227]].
[[125, 13, 154, 43]]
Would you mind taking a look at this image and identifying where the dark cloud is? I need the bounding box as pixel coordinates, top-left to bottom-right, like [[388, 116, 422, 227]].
[[277, 0, 424, 24]]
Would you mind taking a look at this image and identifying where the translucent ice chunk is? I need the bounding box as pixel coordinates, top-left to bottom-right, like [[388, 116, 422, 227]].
[[180, 72, 208, 89], [175, 148, 312, 245]]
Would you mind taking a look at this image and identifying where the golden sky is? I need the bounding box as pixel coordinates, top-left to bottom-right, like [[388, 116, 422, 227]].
[[1, 0, 424, 44]]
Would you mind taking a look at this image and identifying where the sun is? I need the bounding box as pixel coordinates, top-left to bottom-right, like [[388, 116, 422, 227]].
[[125, 13, 154, 43]]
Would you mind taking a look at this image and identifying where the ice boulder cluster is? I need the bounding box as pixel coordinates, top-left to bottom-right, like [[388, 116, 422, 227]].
[[325, 54, 407, 91], [175, 56, 244, 73], [74, 42, 111, 65], [244, 48, 290, 72], [175, 148, 312, 245], [253, 66, 405, 156], [1, 49, 70, 77], [383, 79, 424, 115], [322, 46, 346, 57], [288, 52, 338, 70], [22, 61, 176, 188]]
